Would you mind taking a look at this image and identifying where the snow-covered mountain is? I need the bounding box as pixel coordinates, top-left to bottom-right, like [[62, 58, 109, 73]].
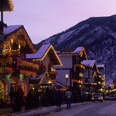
[[37, 15, 116, 80]]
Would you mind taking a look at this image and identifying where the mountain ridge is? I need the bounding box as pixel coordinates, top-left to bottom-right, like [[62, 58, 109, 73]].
[[35, 15, 116, 80]]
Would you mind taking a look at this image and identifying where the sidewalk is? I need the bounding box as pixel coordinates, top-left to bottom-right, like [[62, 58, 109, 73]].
[[0, 102, 91, 116], [0, 107, 12, 116]]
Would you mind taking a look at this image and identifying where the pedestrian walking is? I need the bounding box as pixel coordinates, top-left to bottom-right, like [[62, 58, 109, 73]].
[[14, 86, 24, 112], [54, 89, 63, 111], [25, 89, 34, 110], [33, 88, 40, 108], [9, 85, 16, 112], [65, 89, 72, 109]]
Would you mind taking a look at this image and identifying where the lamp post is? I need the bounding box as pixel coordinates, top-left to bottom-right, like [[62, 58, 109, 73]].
[[79, 72, 83, 78], [65, 74, 69, 89]]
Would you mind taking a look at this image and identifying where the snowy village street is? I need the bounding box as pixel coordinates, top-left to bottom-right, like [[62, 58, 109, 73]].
[[2, 1, 116, 116], [44, 101, 116, 116]]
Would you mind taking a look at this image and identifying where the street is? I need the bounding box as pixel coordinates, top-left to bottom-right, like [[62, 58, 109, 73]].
[[45, 101, 116, 116]]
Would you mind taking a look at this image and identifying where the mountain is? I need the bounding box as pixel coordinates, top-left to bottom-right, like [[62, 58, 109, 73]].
[[36, 15, 116, 80]]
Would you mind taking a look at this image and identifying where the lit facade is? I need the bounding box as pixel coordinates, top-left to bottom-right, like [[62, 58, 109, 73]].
[[0, 25, 39, 101], [55, 47, 87, 101], [26, 43, 62, 90]]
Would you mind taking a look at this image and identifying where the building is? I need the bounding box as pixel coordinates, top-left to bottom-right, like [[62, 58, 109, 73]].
[[26, 43, 62, 90], [97, 64, 106, 93], [55, 47, 87, 101], [0, 24, 39, 101], [81, 60, 99, 94]]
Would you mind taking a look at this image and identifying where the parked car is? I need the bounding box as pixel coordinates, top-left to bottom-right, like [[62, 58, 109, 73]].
[[91, 93, 103, 102]]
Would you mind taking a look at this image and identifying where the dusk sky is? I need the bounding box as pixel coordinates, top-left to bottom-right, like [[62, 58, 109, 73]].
[[3, 0, 116, 44]]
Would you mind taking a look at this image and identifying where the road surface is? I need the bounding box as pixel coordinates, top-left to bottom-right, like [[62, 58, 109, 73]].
[[45, 101, 116, 116]]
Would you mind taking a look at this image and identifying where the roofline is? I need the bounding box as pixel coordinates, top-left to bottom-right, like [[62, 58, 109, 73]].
[[5, 25, 36, 53], [58, 47, 88, 59], [33, 44, 62, 66], [83, 60, 99, 73], [50, 45, 62, 66], [5, 25, 24, 37], [22, 26, 36, 53]]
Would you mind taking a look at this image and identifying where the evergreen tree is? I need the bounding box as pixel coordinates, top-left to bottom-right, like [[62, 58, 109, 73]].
[[0, 0, 14, 34], [0, 0, 14, 11]]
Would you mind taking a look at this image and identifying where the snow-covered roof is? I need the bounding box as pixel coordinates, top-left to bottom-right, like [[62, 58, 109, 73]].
[[54, 81, 66, 88], [27, 43, 62, 65], [73, 47, 84, 53], [81, 60, 96, 68], [26, 43, 50, 59], [0, 25, 22, 41], [97, 64, 104, 68]]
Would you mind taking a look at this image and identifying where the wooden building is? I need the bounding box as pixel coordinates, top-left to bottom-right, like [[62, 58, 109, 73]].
[[55, 47, 87, 101], [81, 60, 100, 94], [0, 24, 39, 101], [26, 43, 62, 90]]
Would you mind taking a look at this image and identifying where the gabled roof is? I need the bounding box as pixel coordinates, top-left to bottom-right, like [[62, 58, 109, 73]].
[[73, 47, 88, 59], [97, 64, 105, 69], [81, 60, 99, 73], [0, 25, 36, 53], [0, 25, 21, 41], [58, 46, 88, 59], [26, 43, 50, 59], [54, 81, 66, 88], [26, 44, 62, 66], [73, 47, 83, 53], [81, 60, 96, 68]]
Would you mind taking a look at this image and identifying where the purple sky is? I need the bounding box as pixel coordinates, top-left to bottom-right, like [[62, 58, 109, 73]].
[[3, 0, 116, 44]]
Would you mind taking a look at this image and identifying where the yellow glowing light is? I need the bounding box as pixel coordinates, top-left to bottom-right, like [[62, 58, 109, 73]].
[[98, 81, 101, 84], [79, 72, 83, 78], [11, 39, 13, 44], [18, 44, 21, 49], [48, 80, 52, 84], [65, 74, 69, 79], [38, 45, 62, 66]]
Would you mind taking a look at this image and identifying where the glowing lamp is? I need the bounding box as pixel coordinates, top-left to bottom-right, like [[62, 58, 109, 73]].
[[65, 74, 69, 79]]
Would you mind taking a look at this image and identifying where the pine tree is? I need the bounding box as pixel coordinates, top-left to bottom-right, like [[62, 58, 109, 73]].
[[0, 0, 14, 34], [0, 0, 14, 11]]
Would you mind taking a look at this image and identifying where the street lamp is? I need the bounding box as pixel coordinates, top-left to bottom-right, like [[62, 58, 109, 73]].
[[48, 80, 52, 84], [65, 74, 69, 89], [79, 72, 83, 78], [98, 81, 101, 84]]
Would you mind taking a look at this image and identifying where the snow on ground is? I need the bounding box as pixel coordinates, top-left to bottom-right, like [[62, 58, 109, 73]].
[[46, 103, 94, 116], [11, 102, 91, 116], [99, 102, 116, 115]]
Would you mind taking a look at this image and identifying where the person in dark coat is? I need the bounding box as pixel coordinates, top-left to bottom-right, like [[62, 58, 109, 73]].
[[54, 89, 63, 111], [65, 89, 72, 109], [33, 88, 40, 108], [9, 85, 16, 112], [14, 86, 24, 112], [25, 89, 35, 110]]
